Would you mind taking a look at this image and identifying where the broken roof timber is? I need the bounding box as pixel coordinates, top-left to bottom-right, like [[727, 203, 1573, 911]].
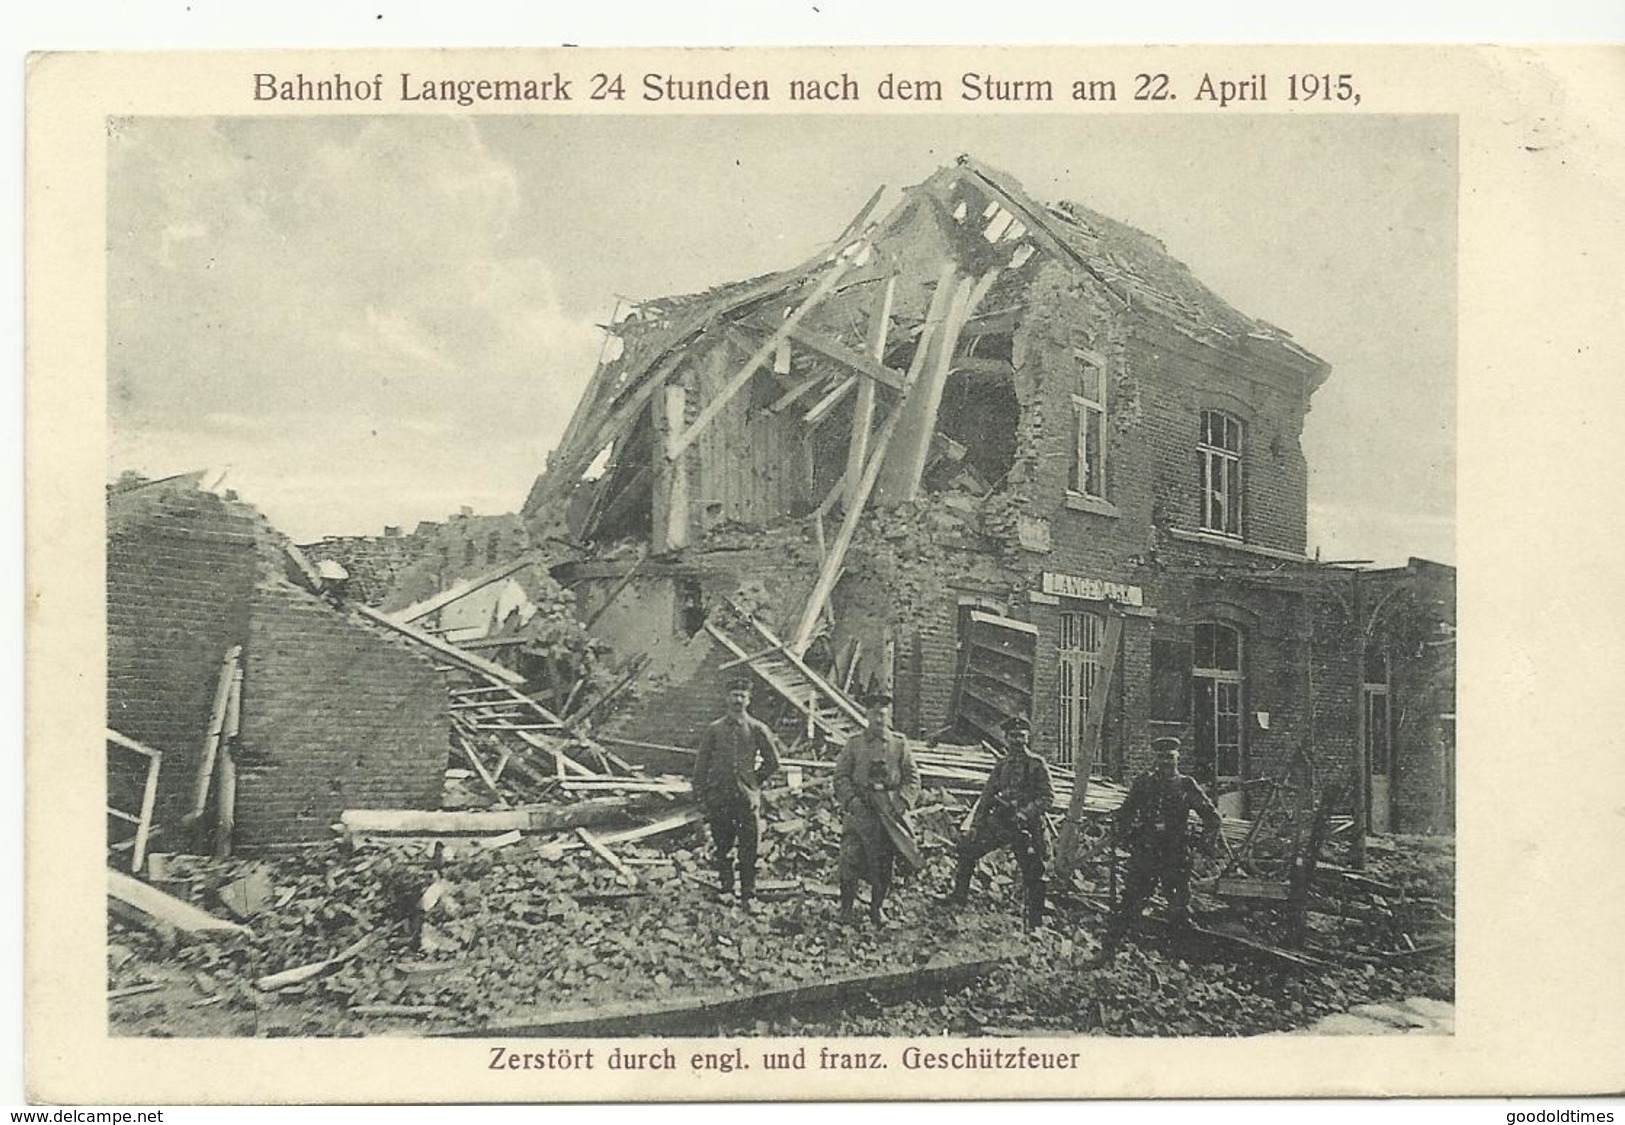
[[389, 554, 538, 626], [667, 238, 874, 463], [353, 603, 525, 686]]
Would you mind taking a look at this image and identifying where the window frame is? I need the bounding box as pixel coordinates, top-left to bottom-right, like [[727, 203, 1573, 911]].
[[1068, 348, 1108, 502], [1056, 609, 1107, 773], [1198, 409, 1244, 538], [1191, 621, 1244, 788]]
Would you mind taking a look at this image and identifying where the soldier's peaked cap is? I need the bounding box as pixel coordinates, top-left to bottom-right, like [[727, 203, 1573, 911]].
[[726, 677, 753, 692], [1004, 715, 1032, 732], [860, 688, 894, 706], [1152, 736, 1181, 753]]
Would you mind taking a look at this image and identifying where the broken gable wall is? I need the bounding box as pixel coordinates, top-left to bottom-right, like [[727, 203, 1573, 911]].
[[235, 577, 448, 848]]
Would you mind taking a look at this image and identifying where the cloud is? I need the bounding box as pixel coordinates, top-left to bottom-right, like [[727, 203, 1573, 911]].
[[109, 117, 604, 531]]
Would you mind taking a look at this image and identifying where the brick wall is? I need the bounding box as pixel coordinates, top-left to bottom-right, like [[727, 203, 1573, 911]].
[[108, 481, 452, 852], [236, 578, 448, 847], [107, 485, 260, 830]]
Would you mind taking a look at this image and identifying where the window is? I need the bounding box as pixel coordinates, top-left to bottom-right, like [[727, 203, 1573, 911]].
[[1069, 350, 1106, 499], [1057, 610, 1106, 772], [1363, 648, 1393, 832], [1191, 623, 1243, 791], [1199, 410, 1243, 537]]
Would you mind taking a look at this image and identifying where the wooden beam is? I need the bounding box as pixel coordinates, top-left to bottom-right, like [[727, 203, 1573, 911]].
[[185, 645, 240, 825], [789, 261, 960, 656], [875, 268, 1000, 504], [390, 556, 538, 626], [768, 372, 827, 414], [803, 376, 856, 427], [847, 275, 894, 510], [783, 323, 905, 392], [107, 870, 248, 937], [668, 240, 871, 463], [340, 800, 632, 837], [575, 827, 636, 880], [352, 604, 525, 686]]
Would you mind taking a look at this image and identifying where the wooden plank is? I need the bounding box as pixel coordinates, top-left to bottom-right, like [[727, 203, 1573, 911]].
[[352, 605, 524, 686], [454, 734, 509, 806], [782, 322, 905, 391], [341, 800, 631, 837], [256, 929, 386, 992], [107, 983, 165, 1001], [105, 729, 162, 759], [768, 372, 829, 414], [802, 376, 857, 427], [669, 240, 870, 462], [575, 827, 636, 880], [185, 646, 240, 824], [389, 556, 537, 626], [439, 955, 1006, 1038], [107, 870, 248, 937]]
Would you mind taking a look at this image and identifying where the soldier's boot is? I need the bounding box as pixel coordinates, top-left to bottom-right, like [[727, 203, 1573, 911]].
[[838, 880, 857, 925], [942, 858, 973, 907], [738, 866, 757, 911], [1023, 880, 1046, 933], [717, 860, 736, 901], [869, 885, 889, 930]]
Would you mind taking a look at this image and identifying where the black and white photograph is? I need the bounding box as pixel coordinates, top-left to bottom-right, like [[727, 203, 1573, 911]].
[[100, 110, 1457, 1042]]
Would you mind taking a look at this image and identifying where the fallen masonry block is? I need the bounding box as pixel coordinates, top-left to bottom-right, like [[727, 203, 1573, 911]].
[[436, 954, 1007, 1038]]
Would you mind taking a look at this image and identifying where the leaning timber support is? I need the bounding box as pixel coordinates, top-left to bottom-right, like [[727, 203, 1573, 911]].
[[788, 262, 960, 656], [845, 275, 895, 510], [874, 267, 1000, 504], [438, 955, 1006, 1038], [184, 645, 241, 827]]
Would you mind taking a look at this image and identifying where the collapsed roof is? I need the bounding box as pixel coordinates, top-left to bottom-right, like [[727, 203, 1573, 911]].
[[524, 155, 1328, 549]]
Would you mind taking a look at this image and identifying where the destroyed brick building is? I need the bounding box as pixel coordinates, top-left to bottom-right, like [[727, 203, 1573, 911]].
[[106, 475, 451, 852], [524, 155, 1457, 832]]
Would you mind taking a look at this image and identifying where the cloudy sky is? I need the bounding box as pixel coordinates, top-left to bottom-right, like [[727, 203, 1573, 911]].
[[108, 114, 1454, 563]]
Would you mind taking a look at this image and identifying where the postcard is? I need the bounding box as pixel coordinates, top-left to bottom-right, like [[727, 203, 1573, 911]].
[[24, 45, 1625, 1103]]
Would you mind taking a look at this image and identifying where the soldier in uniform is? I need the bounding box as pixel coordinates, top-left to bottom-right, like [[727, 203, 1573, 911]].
[[945, 715, 1053, 932], [692, 677, 782, 908], [1094, 736, 1223, 960], [833, 689, 921, 929]]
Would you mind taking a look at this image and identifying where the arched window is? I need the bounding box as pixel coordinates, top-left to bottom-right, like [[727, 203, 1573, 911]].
[[1199, 410, 1243, 537], [1191, 622, 1243, 794]]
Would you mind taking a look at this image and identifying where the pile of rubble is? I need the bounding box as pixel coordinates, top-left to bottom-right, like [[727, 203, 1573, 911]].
[[108, 736, 1454, 1038]]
